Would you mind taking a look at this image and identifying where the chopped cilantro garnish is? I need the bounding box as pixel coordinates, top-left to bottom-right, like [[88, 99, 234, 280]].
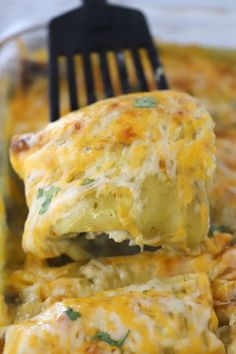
[[64, 307, 81, 321], [37, 188, 44, 199], [37, 186, 60, 214], [92, 330, 129, 348], [44, 186, 60, 200], [81, 178, 95, 186], [39, 198, 51, 214], [208, 224, 231, 236], [133, 97, 157, 108]]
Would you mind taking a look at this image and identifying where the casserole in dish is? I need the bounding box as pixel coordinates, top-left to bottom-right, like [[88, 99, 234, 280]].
[[0, 6, 236, 352]]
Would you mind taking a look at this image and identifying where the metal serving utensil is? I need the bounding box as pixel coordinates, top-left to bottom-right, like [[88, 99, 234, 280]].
[[48, 0, 168, 121]]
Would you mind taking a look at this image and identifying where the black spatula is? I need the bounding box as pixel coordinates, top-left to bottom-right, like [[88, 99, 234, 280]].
[[48, 0, 168, 121]]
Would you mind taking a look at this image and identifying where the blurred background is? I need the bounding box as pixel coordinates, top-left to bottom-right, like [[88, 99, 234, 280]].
[[1, 0, 236, 48]]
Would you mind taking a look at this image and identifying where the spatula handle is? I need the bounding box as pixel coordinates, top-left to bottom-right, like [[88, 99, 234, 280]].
[[82, 0, 107, 7], [82, 0, 111, 29]]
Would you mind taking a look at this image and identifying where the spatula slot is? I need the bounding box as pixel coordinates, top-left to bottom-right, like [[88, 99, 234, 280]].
[[99, 51, 114, 99], [131, 47, 148, 92], [82, 52, 96, 105], [138, 48, 157, 91], [66, 54, 78, 112], [115, 50, 131, 94], [147, 46, 168, 90]]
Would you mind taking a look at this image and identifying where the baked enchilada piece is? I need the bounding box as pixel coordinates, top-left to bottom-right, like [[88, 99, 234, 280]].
[[10, 90, 215, 259], [2, 273, 225, 354], [5, 232, 235, 324]]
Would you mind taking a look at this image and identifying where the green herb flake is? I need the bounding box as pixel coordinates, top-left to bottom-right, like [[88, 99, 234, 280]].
[[133, 97, 157, 108], [64, 307, 81, 321], [208, 224, 231, 237], [38, 186, 60, 215], [37, 188, 44, 199], [92, 330, 129, 348], [81, 178, 95, 186], [44, 186, 60, 200], [39, 198, 51, 215]]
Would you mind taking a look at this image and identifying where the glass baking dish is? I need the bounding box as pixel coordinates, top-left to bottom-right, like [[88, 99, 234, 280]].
[[0, 4, 236, 322]]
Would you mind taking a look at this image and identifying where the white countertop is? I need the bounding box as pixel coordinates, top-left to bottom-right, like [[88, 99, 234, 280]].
[[1, 0, 236, 48]]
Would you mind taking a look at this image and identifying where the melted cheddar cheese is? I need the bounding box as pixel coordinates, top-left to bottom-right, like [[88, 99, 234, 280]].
[[1, 44, 236, 353], [3, 274, 225, 354], [4, 232, 235, 326], [10, 91, 215, 259], [3, 44, 236, 269]]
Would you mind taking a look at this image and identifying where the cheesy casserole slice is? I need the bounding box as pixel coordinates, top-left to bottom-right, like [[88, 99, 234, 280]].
[[5, 232, 235, 325], [10, 90, 215, 259], [2, 273, 225, 354]]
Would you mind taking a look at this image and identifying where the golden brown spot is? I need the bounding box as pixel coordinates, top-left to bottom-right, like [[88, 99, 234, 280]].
[[86, 343, 103, 354], [11, 132, 45, 153], [0, 336, 5, 353], [110, 102, 119, 109], [174, 114, 184, 124], [159, 160, 166, 169], [171, 78, 192, 92], [74, 121, 81, 130], [11, 136, 30, 153], [216, 130, 236, 139], [119, 126, 136, 145], [177, 109, 184, 115]]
